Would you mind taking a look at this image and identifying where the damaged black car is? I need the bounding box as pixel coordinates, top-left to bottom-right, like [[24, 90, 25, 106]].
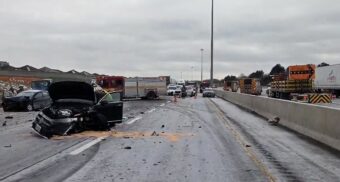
[[32, 81, 123, 138]]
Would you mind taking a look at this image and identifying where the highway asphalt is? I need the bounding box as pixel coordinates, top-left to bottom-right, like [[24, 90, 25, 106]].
[[0, 95, 340, 182]]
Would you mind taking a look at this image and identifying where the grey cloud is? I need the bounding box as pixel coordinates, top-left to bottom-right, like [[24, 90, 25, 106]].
[[1, 0, 340, 80]]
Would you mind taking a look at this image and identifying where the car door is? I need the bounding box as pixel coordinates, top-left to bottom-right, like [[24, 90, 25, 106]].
[[93, 92, 123, 122], [41, 92, 52, 108], [32, 92, 43, 109]]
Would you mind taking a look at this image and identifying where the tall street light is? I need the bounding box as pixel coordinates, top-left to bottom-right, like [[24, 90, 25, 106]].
[[210, 0, 214, 86], [200, 48, 204, 82], [191, 66, 194, 80]]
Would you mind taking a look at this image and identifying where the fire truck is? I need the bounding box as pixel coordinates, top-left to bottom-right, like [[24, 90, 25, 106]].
[[96, 76, 166, 99], [96, 76, 124, 93]]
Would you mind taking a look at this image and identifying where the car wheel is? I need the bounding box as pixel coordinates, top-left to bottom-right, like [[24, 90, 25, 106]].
[[147, 92, 156, 99], [26, 104, 33, 111]]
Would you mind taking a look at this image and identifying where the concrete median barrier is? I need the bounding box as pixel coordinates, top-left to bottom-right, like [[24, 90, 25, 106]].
[[214, 90, 340, 151]]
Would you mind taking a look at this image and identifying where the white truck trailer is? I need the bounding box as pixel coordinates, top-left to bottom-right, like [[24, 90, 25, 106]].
[[124, 77, 167, 99], [314, 64, 340, 97]]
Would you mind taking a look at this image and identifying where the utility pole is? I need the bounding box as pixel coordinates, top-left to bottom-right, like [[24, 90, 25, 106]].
[[210, 0, 214, 86], [200, 48, 204, 82]]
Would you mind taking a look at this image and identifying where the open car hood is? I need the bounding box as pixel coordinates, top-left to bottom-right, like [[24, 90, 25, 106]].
[[48, 81, 95, 102]]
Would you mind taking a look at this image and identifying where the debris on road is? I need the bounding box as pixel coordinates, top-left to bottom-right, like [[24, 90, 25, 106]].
[[5, 116, 13, 119], [245, 144, 251, 147], [198, 126, 202, 128], [4, 144, 12, 148], [2, 121, 7, 126], [124, 146, 132, 150], [51, 130, 192, 142], [268, 117, 280, 126], [151, 131, 159, 136], [140, 112, 145, 114], [161, 124, 165, 128]]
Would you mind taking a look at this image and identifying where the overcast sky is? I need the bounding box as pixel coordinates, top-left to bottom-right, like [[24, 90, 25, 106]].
[[1, 0, 340, 80]]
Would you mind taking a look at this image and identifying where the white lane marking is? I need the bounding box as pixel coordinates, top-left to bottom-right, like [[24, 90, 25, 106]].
[[126, 116, 142, 125], [160, 103, 165, 107], [69, 137, 107, 155], [146, 108, 156, 113]]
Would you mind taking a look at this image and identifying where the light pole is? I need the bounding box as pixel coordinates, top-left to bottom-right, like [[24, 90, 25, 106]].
[[200, 48, 204, 82], [210, 0, 214, 86], [191, 66, 194, 80]]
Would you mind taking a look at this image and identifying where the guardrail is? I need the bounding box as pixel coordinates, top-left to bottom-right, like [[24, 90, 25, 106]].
[[214, 90, 340, 151]]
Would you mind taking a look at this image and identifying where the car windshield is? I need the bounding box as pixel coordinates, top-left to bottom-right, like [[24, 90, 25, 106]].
[[16, 91, 36, 98], [168, 86, 176, 90]]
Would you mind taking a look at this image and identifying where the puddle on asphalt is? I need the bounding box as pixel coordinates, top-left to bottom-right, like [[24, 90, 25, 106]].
[[51, 130, 193, 142]]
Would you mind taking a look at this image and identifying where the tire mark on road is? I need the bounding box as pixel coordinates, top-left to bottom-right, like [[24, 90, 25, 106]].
[[209, 98, 304, 182]]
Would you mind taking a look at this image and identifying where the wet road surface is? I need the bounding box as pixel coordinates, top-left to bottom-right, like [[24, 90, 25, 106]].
[[1, 95, 340, 182]]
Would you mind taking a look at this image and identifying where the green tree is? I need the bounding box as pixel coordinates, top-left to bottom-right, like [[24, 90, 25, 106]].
[[261, 74, 272, 86], [269, 64, 285, 75], [317, 62, 329, 67], [248, 70, 264, 79], [224, 75, 237, 81]]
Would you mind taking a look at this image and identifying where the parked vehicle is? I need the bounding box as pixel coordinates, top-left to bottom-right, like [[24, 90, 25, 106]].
[[177, 79, 185, 86], [32, 81, 123, 138], [186, 86, 196, 97], [224, 80, 239, 92], [159, 76, 171, 86], [202, 88, 215, 97], [167, 85, 177, 96], [200, 81, 210, 93], [2, 90, 51, 111], [96, 76, 124, 93], [239, 78, 262, 95], [270, 64, 315, 99], [125, 77, 166, 99], [314, 64, 340, 97], [186, 81, 198, 87], [174, 85, 182, 96], [97, 76, 166, 99]]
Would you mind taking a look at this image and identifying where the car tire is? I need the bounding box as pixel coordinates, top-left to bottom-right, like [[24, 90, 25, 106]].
[[26, 104, 33, 112], [147, 92, 156, 99]]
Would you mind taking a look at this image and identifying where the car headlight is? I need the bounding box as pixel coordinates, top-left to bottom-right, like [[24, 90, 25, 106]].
[[57, 109, 72, 117]]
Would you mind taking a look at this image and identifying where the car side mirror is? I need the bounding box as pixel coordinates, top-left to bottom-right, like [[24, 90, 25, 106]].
[[100, 100, 108, 106]]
